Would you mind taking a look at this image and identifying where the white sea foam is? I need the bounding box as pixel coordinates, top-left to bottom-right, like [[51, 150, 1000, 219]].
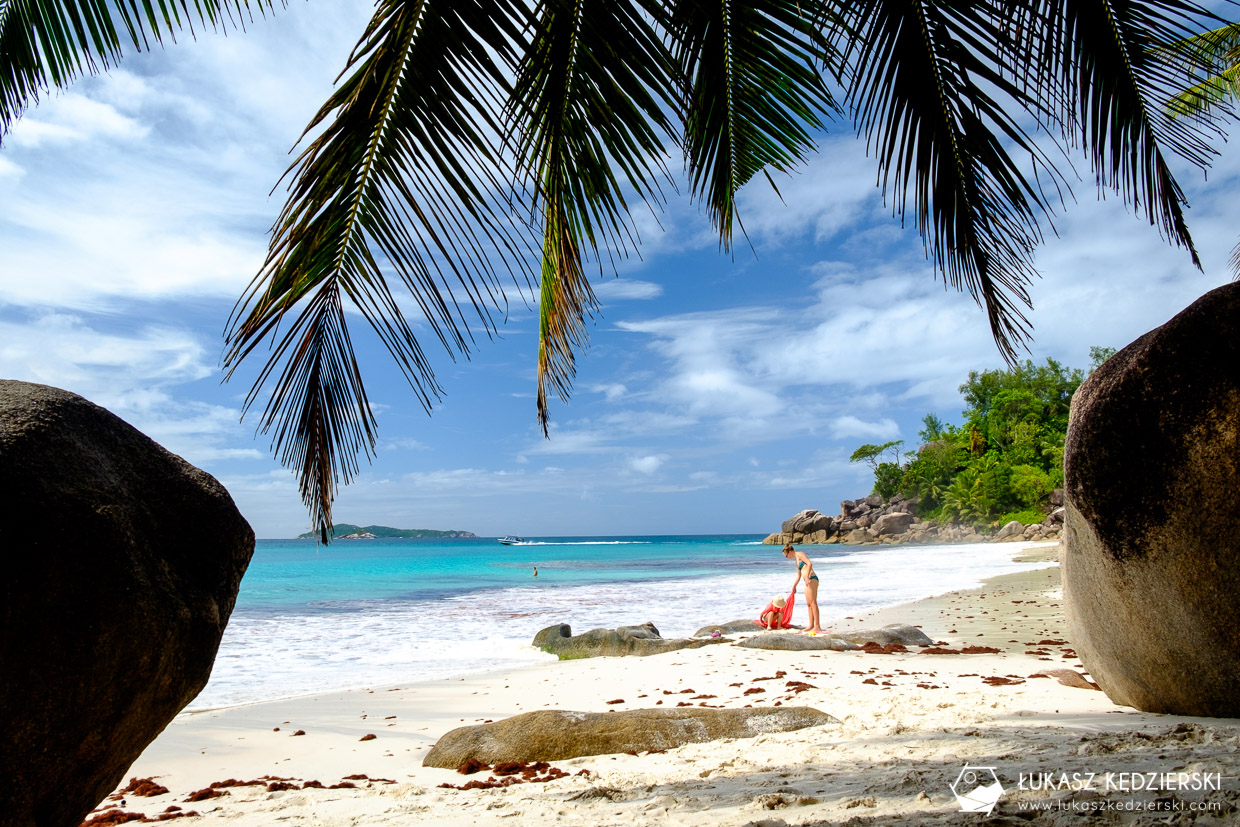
[[189, 541, 1055, 710]]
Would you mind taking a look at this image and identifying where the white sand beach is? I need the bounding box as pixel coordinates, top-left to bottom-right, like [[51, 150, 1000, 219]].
[[87, 542, 1240, 825]]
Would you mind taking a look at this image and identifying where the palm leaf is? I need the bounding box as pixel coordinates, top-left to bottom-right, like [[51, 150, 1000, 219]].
[[0, 0, 274, 141], [673, 0, 839, 251], [836, 0, 1065, 362], [1015, 0, 1227, 268], [508, 0, 680, 434], [1160, 21, 1240, 119], [224, 0, 534, 542]]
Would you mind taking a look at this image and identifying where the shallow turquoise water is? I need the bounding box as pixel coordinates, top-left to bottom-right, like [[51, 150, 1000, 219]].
[[194, 535, 1053, 710], [237, 534, 770, 611]]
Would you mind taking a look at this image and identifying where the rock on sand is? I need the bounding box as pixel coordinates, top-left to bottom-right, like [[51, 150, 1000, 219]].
[[423, 706, 839, 767], [1064, 282, 1240, 717], [0, 381, 254, 827]]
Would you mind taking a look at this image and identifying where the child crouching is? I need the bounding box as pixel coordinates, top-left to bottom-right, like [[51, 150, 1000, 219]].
[[759, 593, 794, 630]]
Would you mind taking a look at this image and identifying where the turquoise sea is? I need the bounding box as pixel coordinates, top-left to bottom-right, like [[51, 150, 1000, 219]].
[[193, 535, 1053, 710]]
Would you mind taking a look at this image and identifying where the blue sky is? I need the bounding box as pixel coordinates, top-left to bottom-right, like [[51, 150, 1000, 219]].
[[2, 1, 1237, 539]]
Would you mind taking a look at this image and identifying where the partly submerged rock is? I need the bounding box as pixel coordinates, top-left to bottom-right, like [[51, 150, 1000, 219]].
[[1064, 282, 1240, 717], [533, 622, 725, 658], [0, 380, 254, 827], [423, 706, 839, 767]]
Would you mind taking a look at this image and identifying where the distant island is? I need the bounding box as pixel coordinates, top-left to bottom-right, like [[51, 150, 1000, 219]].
[[296, 524, 477, 540]]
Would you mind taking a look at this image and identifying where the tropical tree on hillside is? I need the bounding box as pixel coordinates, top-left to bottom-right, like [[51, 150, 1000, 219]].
[[854, 355, 1088, 523], [2, 0, 1233, 539]]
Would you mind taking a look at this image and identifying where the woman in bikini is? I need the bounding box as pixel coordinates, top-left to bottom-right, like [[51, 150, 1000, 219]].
[[783, 544, 824, 635]]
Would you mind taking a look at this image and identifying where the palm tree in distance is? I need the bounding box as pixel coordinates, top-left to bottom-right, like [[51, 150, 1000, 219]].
[[1, 0, 1233, 541]]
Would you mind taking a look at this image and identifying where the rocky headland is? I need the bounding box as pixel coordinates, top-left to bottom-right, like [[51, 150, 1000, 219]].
[[763, 492, 1064, 547]]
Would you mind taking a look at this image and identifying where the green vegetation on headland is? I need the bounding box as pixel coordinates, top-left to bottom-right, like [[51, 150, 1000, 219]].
[[852, 350, 1114, 530], [295, 524, 477, 540]]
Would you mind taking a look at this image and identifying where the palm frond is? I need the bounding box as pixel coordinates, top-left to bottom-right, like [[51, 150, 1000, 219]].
[[224, 0, 533, 542], [0, 0, 274, 142], [1017, 0, 1228, 268], [508, 0, 680, 435], [837, 0, 1063, 363], [1160, 21, 1240, 119], [673, 0, 839, 251]]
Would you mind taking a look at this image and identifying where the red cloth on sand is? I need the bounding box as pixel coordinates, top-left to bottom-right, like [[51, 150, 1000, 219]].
[[756, 592, 796, 628]]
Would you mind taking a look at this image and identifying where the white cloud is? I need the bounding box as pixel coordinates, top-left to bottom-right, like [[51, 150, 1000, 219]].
[[383, 437, 429, 451], [629, 454, 665, 474], [398, 468, 527, 491], [594, 278, 663, 301], [733, 135, 886, 247], [591, 382, 628, 401], [0, 312, 264, 468], [830, 415, 900, 441], [517, 425, 613, 457], [8, 93, 149, 148], [1, 167, 266, 308], [0, 313, 211, 395], [0, 0, 375, 312], [619, 309, 786, 422]]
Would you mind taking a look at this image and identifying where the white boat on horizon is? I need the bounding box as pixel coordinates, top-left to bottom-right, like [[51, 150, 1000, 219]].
[[497, 535, 525, 545]]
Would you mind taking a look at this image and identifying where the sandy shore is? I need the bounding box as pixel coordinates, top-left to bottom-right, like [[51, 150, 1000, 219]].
[[90, 542, 1240, 825]]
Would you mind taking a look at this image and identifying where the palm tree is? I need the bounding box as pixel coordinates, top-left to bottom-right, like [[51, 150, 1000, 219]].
[[1, 0, 1232, 540]]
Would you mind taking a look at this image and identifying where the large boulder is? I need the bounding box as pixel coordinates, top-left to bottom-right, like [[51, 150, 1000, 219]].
[[872, 512, 914, 536], [844, 528, 871, 544], [533, 622, 725, 658], [994, 520, 1027, 541], [780, 509, 833, 536], [1063, 283, 1240, 717], [0, 381, 255, 827], [423, 706, 838, 767]]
